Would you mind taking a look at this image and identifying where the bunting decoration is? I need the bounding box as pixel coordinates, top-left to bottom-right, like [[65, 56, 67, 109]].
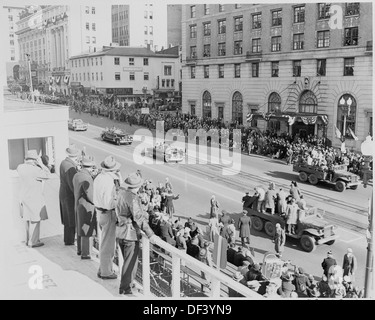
[[55, 76, 61, 84], [287, 116, 296, 126], [49, 76, 54, 84], [335, 125, 342, 139], [246, 113, 253, 123], [320, 115, 329, 125], [63, 75, 70, 84], [301, 116, 317, 125], [348, 127, 358, 141], [262, 112, 274, 121]]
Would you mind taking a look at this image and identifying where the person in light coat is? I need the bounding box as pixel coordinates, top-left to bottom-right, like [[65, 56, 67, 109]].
[[17, 150, 52, 247], [286, 198, 298, 234], [273, 223, 286, 258], [210, 195, 220, 218]]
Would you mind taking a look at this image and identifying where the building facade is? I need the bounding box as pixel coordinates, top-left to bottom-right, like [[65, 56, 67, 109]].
[[181, 3, 372, 151], [167, 5, 183, 47], [3, 6, 24, 62], [112, 5, 130, 46], [15, 4, 111, 95], [69, 46, 180, 103]]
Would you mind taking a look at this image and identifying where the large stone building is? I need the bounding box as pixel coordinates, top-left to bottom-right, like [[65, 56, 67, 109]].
[[181, 3, 372, 151], [15, 4, 111, 95], [69, 45, 180, 103]]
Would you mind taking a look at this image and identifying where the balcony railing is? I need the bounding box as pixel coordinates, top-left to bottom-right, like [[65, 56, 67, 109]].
[[99, 232, 263, 298], [246, 51, 262, 61]]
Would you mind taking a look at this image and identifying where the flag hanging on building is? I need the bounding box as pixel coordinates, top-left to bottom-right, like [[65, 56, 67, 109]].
[[63, 75, 70, 84], [320, 115, 329, 125], [335, 125, 342, 139], [348, 127, 358, 141], [287, 116, 296, 126], [301, 116, 317, 125], [55, 76, 61, 84], [246, 113, 253, 123]]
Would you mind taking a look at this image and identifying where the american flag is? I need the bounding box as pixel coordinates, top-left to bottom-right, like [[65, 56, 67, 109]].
[[347, 127, 358, 141], [246, 113, 253, 122]]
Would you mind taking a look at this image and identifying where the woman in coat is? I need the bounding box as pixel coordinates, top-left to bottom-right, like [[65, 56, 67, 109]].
[[164, 188, 179, 220], [210, 195, 220, 218], [264, 182, 277, 214], [72, 156, 98, 259], [277, 188, 288, 216], [208, 215, 222, 242]]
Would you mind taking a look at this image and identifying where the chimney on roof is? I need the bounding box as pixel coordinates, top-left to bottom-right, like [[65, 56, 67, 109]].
[[94, 47, 96, 52], [169, 43, 172, 48], [147, 44, 151, 50]]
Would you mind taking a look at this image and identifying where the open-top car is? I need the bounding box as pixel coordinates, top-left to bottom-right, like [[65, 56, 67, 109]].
[[144, 140, 185, 163], [293, 162, 360, 192], [246, 207, 338, 252], [101, 127, 133, 145], [68, 118, 88, 131]]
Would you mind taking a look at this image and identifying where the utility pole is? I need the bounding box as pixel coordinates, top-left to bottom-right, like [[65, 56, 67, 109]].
[[25, 53, 34, 104]]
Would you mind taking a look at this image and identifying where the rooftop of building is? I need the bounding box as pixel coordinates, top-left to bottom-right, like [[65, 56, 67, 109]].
[[3, 95, 68, 113], [70, 45, 179, 60]]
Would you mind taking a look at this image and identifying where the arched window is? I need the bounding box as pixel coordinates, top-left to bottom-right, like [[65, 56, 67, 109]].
[[232, 91, 243, 124], [202, 91, 212, 118], [299, 90, 318, 114], [268, 92, 281, 113], [337, 94, 357, 139]]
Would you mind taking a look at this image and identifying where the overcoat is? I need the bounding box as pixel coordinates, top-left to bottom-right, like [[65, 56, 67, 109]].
[[273, 228, 286, 254], [17, 162, 50, 222], [264, 189, 277, 210], [72, 169, 97, 237], [210, 199, 220, 217], [59, 157, 78, 228], [286, 204, 298, 225], [165, 193, 179, 215], [238, 215, 252, 238]]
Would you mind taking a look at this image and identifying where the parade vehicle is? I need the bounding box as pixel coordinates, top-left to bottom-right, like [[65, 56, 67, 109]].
[[143, 141, 185, 163], [293, 162, 360, 192], [101, 127, 133, 145], [246, 207, 338, 252], [68, 118, 88, 131]]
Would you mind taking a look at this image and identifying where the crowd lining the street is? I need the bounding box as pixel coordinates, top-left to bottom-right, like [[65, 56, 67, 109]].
[[16, 143, 364, 298]]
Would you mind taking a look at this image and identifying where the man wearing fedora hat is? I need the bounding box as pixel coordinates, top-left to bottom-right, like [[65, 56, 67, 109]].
[[116, 172, 158, 295], [72, 156, 98, 259], [17, 150, 52, 247], [93, 155, 122, 280], [59, 144, 81, 247]]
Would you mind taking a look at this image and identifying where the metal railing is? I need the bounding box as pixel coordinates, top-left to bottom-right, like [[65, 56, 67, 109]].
[[109, 233, 263, 298]]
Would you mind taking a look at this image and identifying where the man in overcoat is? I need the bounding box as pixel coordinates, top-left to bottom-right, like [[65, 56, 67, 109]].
[[72, 156, 98, 259], [219, 210, 231, 236], [59, 145, 80, 247], [342, 248, 357, 282], [273, 223, 286, 258], [238, 210, 252, 248], [321, 250, 337, 277], [17, 150, 52, 247]]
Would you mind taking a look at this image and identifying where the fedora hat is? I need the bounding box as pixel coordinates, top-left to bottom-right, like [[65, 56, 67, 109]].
[[122, 172, 144, 189], [101, 155, 121, 172], [233, 271, 243, 281], [66, 144, 80, 157], [25, 149, 39, 160], [81, 156, 96, 167]]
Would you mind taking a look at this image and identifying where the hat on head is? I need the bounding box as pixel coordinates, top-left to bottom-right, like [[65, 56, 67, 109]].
[[282, 272, 292, 281], [66, 144, 80, 157], [327, 250, 333, 256], [247, 280, 260, 290], [253, 263, 261, 271], [308, 274, 314, 281], [81, 156, 96, 167], [347, 248, 353, 254], [25, 149, 39, 160], [298, 267, 304, 274], [245, 191, 249, 194], [121, 172, 144, 188], [343, 275, 351, 283], [276, 223, 281, 228], [101, 155, 121, 172], [242, 210, 247, 214], [233, 271, 244, 281], [221, 210, 228, 215]]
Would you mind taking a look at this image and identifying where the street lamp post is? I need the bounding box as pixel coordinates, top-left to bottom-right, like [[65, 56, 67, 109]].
[[361, 135, 374, 298], [339, 96, 352, 148], [25, 53, 34, 104]]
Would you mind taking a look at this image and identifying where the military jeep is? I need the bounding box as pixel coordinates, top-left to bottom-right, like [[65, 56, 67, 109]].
[[246, 207, 338, 253], [293, 163, 360, 192]]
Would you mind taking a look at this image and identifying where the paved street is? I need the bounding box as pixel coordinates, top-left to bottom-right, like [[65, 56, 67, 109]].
[[68, 110, 371, 290]]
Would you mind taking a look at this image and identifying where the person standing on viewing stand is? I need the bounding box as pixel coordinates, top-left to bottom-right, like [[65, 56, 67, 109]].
[[285, 198, 298, 234], [254, 186, 265, 212], [59, 145, 80, 248], [165, 177, 173, 191], [164, 187, 179, 220], [219, 210, 231, 236], [17, 150, 52, 248], [208, 214, 222, 242], [72, 156, 98, 260], [116, 172, 158, 295], [264, 182, 277, 214], [93, 156, 122, 280]]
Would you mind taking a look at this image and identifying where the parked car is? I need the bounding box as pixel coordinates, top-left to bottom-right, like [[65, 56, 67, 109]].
[[143, 140, 185, 163], [101, 127, 133, 145], [246, 207, 338, 253], [293, 163, 360, 192], [68, 118, 88, 131]]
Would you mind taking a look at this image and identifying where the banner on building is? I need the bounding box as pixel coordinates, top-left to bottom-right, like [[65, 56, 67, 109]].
[[348, 127, 358, 141], [63, 75, 70, 84], [320, 115, 329, 125], [246, 113, 253, 123]]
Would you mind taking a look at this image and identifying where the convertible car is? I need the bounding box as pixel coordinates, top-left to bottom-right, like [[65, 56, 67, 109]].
[[68, 119, 88, 131], [101, 127, 133, 145], [144, 141, 185, 163]]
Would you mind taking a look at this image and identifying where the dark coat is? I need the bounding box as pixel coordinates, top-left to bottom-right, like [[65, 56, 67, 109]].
[[72, 169, 97, 237], [321, 257, 337, 276], [227, 247, 237, 264], [59, 157, 78, 227], [293, 273, 311, 297], [165, 193, 179, 215], [219, 214, 231, 227], [238, 215, 252, 238], [233, 251, 246, 267], [159, 220, 175, 245]]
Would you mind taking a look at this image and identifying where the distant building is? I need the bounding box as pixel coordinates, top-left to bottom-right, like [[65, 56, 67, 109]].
[[181, 3, 372, 151], [15, 4, 111, 95], [167, 5, 182, 47], [69, 45, 180, 104]]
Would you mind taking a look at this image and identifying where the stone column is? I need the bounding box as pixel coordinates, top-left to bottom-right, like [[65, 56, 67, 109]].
[[56, 29, 61, 67], [60, 26, 65, 69]]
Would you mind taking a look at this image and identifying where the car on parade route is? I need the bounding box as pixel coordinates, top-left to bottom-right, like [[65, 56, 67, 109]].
[[101, 127, 133, 145], [293, 163, 360, 192], [246, 207, 338, 253], [143, 141, 185, 163], [68, 118, 88, 131]]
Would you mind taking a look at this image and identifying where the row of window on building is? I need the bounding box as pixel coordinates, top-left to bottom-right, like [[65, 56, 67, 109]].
[[189, 27, 359, 59], [188, 58, 355, 79], [189, 3, 359, 21], [85, 22, 96, 31], [85, 6, 96, 14], [112, 10, 129, 21]]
